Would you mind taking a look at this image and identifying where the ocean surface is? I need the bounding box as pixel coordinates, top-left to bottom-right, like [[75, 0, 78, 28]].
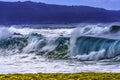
[[0, 24, 120, 74]]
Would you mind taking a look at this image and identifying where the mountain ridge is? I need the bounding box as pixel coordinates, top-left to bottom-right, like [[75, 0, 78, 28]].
[[0, 1, 120, 25]]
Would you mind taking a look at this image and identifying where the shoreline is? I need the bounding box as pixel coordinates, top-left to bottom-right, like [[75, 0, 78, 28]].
[[0, 72, 120, 80]]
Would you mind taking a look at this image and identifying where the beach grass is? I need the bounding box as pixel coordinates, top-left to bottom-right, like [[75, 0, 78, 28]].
[[0, 73, 120, 80]]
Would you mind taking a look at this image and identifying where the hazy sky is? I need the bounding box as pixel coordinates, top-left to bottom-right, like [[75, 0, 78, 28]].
[[0, 0, 120, 10]]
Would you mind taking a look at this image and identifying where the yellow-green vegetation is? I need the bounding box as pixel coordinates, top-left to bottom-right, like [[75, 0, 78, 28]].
[[0, 73, 120, 80]]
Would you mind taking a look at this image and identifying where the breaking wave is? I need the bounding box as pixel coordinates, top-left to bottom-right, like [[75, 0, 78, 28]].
[[1, 24, 120, 61]]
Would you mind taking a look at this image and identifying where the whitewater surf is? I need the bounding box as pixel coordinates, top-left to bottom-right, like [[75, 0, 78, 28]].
[[0, 24, 120, 74]]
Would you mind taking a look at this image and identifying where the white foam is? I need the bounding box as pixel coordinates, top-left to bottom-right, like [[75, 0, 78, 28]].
[[73, 49, 105, 61], [23, 38, 40, 53], [0, 28, 12, 39], [0, 54, 120, 74], [8, 27, 74, 37], [41, 37, 58, 51]]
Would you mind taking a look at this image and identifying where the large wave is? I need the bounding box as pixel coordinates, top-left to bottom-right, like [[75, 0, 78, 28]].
[[71, 25, 120, 60], [1, 24, 120, 61]]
